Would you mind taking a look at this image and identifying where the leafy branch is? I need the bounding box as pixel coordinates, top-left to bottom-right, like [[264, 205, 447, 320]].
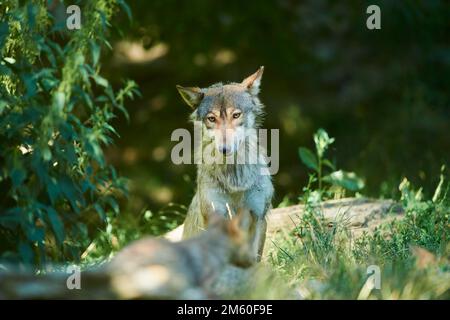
[[299, 128, 364, 199]]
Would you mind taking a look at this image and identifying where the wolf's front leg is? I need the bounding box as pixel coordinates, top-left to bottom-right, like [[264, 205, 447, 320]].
[[183, 191, 229, 238], [250, 216, 267, 262], [183, 187, 232, 240], [199, 188, 233, 221], [182, 192, 205, 239], [243, 178, 273, 261]]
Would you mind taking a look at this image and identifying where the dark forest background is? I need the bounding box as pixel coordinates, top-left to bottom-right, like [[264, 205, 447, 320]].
[[103, 0, 449, 218]]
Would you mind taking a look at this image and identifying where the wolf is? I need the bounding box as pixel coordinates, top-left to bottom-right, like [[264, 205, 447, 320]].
[[107, 209, 254, 299], [0, 210, 253, 299], [176, 67, 274, 262]]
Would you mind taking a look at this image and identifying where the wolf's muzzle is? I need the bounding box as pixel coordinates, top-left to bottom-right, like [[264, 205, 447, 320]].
[[219, 146, 231, 155]]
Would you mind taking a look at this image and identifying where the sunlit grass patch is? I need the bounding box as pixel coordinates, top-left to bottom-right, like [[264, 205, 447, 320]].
[[267, 172, 449, 299]]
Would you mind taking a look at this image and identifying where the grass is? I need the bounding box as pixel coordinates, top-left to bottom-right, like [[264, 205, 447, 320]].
[[263, 173, 450, 299]]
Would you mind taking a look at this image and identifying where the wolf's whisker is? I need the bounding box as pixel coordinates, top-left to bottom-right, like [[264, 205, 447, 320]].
[[225, 203, 233, 220]]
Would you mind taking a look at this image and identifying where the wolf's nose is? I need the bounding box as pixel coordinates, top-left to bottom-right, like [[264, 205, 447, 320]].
[[219, 146, 230, 154]]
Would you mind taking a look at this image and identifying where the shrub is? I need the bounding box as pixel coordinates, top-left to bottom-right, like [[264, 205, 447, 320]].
[[0, 0, 138, 266], [299, 128, 364, 200]]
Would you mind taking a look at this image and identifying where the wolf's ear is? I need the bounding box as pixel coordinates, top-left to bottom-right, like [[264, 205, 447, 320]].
[[226, 214, 242, 240], [241, 66, 264, 96], [226, 208, 250, 240], [176, 85, 204, 109]]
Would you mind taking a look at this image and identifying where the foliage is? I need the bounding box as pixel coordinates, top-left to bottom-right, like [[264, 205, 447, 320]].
[[80, 203, 186, 265], [267, 164, 449, 299], [0, 0, 138, 266], [299, 128, 364, 199], [354, 167, 449, 261]]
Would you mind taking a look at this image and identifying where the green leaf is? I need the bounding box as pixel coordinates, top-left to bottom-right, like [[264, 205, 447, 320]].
[[23, 73, 37, 98], [53, 91, 65, 112], [10, 168, 26, 187], [18, 242, 34, 265], [41, 77, 59, 91], [60, 176, 83, 212], [4, 57, 16, 64], [299, 147, 318, 171], [27, 3, 37, 28], [106, 197, 119, 215], [28, 227, 45, 242], [104, 123, 120, 137], [322, 159, 336, 170], [0, 100, 8, 115], [38, 41, 57, 67], [0, 64, 12, 76], [103, 39, 113, 50], [432, 165, 446, 203], [89, 40, 101, 66], [92, 74, 108, 87], [42, 147, 52, 161], [94, 203, 106, 222], [118, 0, 132, 21], [46, 207, 65, 245], [323, 170, 365, 191], [0, 208, 22, 228], [0, 22, 9, 48], [47, 179, 60, 205]]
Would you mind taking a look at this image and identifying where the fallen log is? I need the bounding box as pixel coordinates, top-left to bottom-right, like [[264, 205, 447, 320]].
[[165, 197, 404, 245]]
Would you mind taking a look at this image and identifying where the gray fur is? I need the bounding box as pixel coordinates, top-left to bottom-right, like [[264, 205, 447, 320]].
[[179, 68, 274, 261]]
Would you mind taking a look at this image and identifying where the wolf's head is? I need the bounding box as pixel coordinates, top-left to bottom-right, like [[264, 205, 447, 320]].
[[176, 67, 265, 156]]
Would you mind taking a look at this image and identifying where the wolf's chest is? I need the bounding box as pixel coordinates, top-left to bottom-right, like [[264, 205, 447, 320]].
[[212, 164, 260, 192]]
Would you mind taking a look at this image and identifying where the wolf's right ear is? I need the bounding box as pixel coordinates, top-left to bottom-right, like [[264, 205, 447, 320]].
[[241, 66, 264, 96], [176, 85, 204, 109], [226, 208, 250, 238]]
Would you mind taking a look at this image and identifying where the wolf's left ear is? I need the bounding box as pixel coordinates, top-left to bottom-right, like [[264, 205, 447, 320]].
[[226, 208, 251, 238], [241, 66, 264, 96], [176, 85, 204, 109]]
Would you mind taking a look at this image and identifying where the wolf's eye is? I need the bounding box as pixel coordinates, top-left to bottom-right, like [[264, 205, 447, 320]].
[[207, 116, 216, 123], [232, 112, 241, 119]]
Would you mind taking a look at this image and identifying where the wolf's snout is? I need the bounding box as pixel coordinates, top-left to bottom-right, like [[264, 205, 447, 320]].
[[219, 145, 231, 155]]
